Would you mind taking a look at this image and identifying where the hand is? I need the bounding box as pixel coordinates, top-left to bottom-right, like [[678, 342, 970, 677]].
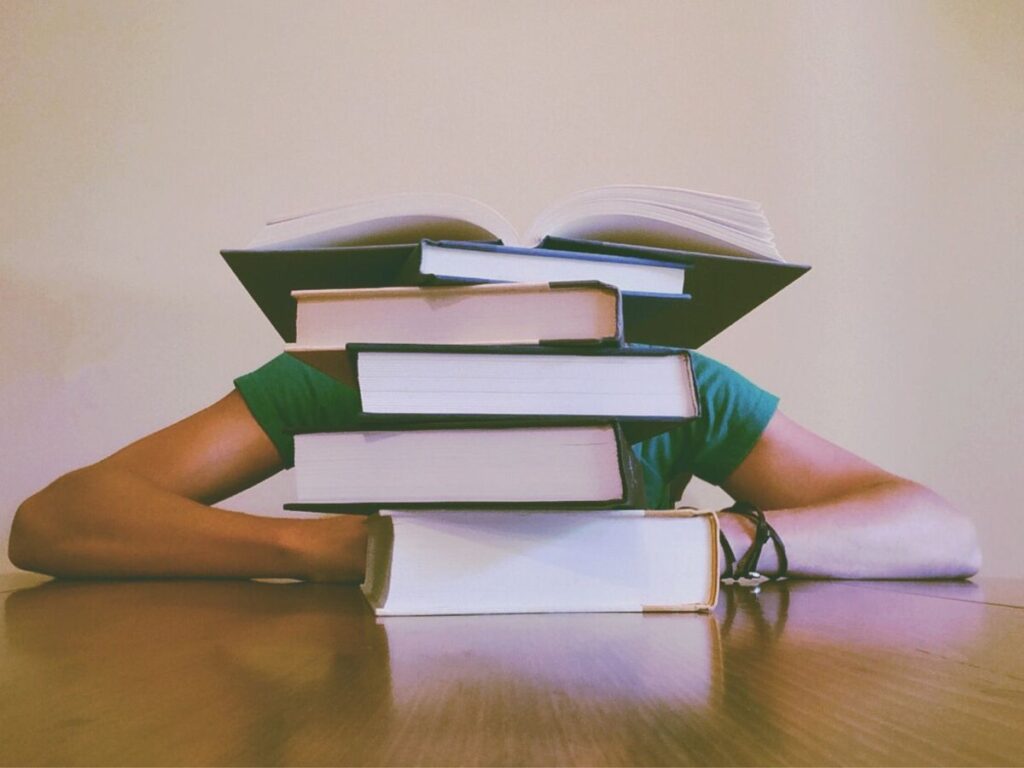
[[287, 515, 369, 583]]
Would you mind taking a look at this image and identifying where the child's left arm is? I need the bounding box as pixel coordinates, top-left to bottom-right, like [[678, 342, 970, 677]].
[[718, 411, 981, 579]]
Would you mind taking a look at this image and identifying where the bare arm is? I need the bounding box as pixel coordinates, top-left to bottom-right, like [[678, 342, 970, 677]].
[[10, 391, 979, 582], [717, 411, 981, 579], [9, 391, 366, 581]]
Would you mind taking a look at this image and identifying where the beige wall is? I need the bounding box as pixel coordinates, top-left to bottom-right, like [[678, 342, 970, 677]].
[[2, 1, 1021, 576]]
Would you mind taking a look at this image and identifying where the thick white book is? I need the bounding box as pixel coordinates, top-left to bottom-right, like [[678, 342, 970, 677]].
[[361, 508, 720, 616], [245, 185, 781, 262], [288, 344, 698, 428], [286, 422, 646, 512], [288, 281, 624, 348]]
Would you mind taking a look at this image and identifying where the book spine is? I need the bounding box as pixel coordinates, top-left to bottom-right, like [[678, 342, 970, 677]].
[[680, 352, 699, 420], [394, 243, 427, 286], [360, 513, 395, 610], [613, 422, 646, 509], [537, 281, 624, 347], [645, 507, 720, 609], [614, 283, 625, 346]]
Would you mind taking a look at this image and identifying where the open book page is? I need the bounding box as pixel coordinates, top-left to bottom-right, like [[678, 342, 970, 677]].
[[531, 185, 768, 233], [525, 197, 780, 261], [247, 193, 519, 250], [245, 185, 781, 261]]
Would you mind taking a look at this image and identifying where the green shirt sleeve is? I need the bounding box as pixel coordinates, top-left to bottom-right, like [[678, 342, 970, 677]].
[[632, 351, 779, 508], [233, 353, 361, 468]]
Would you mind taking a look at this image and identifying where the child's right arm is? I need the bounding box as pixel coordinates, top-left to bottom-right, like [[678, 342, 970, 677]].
[[9, 390, 366, 582]]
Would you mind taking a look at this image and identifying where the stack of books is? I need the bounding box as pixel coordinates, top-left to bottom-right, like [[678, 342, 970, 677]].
[[224, 186, 809, 616]]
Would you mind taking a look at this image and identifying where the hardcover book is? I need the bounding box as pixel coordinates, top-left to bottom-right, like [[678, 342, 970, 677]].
[[285, 421, 644, 513], [286, 344, 699, 439], [290, 281, 625, 348], [361, 508, 720, 615], [222, 185, 808, 349], [403, 239, 689, 296]]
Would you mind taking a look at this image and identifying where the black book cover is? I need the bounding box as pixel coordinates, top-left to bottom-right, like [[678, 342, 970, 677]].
[[540, 236, 810, 348], [221, 244, 418, 341]]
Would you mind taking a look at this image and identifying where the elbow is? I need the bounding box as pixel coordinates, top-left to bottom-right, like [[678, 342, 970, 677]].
[[9, 492, 48, 573], [951, 511, 982, 579], [9, 472, 83, 575], [911, 481, 982, 579]]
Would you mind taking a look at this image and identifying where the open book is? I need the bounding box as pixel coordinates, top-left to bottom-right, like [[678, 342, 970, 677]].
[[246, 185, 783, 262]]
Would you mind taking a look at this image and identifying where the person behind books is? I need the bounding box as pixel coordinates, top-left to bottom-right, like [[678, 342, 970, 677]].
[[8, 352, 980, 581]]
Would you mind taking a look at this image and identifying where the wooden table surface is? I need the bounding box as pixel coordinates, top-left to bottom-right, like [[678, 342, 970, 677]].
[[1, 573, 1021, 766]]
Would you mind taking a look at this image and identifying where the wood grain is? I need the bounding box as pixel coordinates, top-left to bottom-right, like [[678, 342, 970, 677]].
[[1, 576, 1021, 766]]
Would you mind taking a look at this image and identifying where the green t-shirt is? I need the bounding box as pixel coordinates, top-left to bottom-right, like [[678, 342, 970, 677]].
[[234, 352, 779, 509]]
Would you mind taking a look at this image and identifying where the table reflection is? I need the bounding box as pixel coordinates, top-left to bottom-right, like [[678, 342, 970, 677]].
[[3, 579, 722, 764], [712, 580, 1008, 766], [3, 580, 389, 765], [2, 577, 1018, 766]]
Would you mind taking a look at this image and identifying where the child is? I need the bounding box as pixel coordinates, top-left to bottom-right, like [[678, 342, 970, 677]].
[[10, 352, 980, 581]]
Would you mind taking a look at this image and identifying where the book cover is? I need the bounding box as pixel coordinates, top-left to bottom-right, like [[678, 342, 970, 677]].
[[221, 243, 417, 341]]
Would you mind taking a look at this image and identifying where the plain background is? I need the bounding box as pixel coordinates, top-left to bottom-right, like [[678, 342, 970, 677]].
[[2, 0, 1021, 576]]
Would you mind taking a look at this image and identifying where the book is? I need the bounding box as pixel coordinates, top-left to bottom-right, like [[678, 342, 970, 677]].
[[289, 281, 625, 348], [402, 239, 689, 296], [285, 421, 644, 512], [286, 344, 699, 433], [221, 185, 809, 348], [220, 240, 803, 349], [361, 508, 720, 615], [244, 185, 780, 261]]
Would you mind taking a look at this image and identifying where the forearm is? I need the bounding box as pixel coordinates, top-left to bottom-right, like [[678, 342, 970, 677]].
[[10, 466, 365, 581], [719, 479, 981, 580]]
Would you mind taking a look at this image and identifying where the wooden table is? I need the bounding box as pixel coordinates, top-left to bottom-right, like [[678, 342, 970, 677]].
[[2, 573, 1021, 766]]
